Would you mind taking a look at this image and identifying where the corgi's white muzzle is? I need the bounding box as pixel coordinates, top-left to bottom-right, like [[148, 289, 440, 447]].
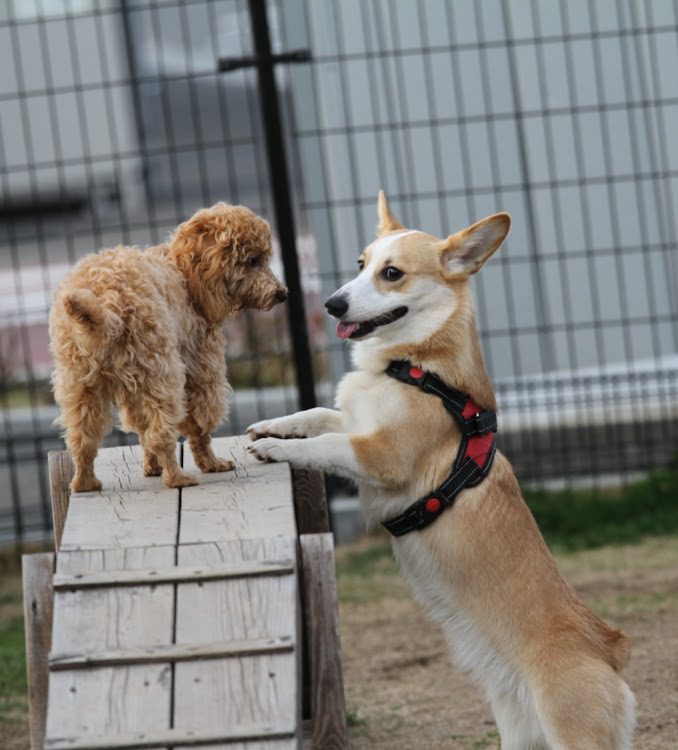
[[325, 290, 408, 339]]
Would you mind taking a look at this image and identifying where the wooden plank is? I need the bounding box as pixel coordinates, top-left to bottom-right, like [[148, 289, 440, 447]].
[[22, 552, 55, 750], [44, 720, 297, 750], [50, 635, 294, 670], [45, 546, 175, 746], [173, 537, 301, 750], [179, 437, 297, 544], [53, 559, 295, 590], [291, 470, 328, 535], [48, 451, 74, 553], [299, 534, 348, 750], [59, 444, 180, 551]]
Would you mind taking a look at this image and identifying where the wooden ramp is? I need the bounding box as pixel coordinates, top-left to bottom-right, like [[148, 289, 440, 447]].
[[23, 436, 347, 750]]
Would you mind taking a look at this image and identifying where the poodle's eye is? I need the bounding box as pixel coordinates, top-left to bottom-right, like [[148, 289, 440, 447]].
[[357, 258, 365, 271], [248, 255, 261, 267], [382, 266, 404, 281]]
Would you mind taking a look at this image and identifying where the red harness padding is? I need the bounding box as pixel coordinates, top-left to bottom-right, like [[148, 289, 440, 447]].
[[382, 360, 497, 537]]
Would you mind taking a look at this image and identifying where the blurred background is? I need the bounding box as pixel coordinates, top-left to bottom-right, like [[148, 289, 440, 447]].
[[1, 0, 677, 546]]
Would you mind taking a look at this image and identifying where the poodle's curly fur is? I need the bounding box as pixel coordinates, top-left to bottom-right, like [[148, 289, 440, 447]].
[[49, 202, 287, 492]]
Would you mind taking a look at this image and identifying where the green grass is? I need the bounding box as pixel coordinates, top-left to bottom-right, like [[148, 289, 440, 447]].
[[335, 463, 678, 603], [0, 571, 28, 738], [524, 461, 678, 551], [0, 617, 27, 710]]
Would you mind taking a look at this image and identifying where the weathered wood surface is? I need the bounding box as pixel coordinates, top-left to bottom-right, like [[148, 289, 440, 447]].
[[291, 470, 329, 535], [58, 443, 181, 552], [47, 451, 74, 552], [299, 534, 348, 750], [45, 436, 302, 750], [22, 552, 55, 750], [180, 437, 296, 544]]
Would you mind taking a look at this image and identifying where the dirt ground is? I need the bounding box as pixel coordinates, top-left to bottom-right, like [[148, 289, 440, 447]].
[[338, 535, 678, 750], [2, 536, 676, 750]]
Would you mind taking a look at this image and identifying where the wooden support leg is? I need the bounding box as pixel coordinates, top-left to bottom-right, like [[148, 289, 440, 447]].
[[48, 450, 74, 553], [292, 469, 329, 535], [22, 552, 56, 750], [299, 533, 348, 750]]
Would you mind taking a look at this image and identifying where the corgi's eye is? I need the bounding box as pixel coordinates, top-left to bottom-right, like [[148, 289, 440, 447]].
[[383, 266, 403, 281], [357, 258, 364, 270]]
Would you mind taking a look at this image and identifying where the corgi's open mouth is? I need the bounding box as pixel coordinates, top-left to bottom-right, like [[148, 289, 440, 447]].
[[335, 306, 408, 340]]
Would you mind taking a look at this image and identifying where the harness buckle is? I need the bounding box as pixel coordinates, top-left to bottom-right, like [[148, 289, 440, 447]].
[[466, 410, 497, 435]]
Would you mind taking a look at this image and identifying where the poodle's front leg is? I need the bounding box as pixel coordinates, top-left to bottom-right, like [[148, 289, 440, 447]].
[[247, 407, 343, 440], [248, 433, 373, 484]]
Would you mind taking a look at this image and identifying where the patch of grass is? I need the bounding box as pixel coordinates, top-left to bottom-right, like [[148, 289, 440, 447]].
[[469, 731, 499, 749], [0, 570, 27, 718], [524, 462, 678, 551], [346, 705, 368, 728], [0, 616, 27, 702]]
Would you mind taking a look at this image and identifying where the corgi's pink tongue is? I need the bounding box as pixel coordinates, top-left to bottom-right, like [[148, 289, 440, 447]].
[[336, 321, 358, 339]]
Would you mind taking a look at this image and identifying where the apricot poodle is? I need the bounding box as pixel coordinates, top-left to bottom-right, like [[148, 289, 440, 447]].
[[49, 202, 287, 492]]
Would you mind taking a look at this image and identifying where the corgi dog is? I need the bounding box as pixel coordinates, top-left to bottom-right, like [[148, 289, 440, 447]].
[[247, 192, 635, 749]]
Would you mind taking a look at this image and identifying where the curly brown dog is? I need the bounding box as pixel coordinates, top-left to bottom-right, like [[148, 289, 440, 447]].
[[49, 202, 287, 493]]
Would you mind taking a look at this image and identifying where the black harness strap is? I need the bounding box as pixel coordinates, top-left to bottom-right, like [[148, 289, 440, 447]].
[[382, 360, 498, 537]]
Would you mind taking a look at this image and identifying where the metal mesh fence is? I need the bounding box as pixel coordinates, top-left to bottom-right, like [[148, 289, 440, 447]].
[[1, 0, 677, 544]]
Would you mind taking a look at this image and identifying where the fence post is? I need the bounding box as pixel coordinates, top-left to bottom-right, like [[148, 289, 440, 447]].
[[219, 0, 316, 411]]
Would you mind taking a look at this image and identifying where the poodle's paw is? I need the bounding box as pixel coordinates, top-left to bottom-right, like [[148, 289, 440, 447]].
[[164, 470, 199, 489], [143, 455, 163, 477], [247, 437, 302, 465], [198, 457, 235, 474], [71, 473, 103, 493], [246, 416, 306, 440]]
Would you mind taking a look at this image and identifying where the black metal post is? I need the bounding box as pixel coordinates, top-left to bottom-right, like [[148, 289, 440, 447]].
[[229, 0, 316, 410]]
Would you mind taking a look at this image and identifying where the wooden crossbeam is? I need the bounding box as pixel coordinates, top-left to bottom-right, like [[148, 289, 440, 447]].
[[44, 720, 297, 750], [49, 635, 294, 671], [53, 559, 295, 591]]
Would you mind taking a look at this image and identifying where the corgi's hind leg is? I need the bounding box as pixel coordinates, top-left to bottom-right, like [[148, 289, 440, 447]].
[[536, 662, 635, 750], [490, 690, 549, 750]]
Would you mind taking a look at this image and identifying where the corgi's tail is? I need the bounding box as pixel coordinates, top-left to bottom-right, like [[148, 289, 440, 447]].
[[606, 627, 632, 673], [63, 289, 124, 342]]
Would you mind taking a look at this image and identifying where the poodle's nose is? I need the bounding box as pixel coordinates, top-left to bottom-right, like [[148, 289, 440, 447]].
[[276, 289, 288, 303], [325, 293, 349, 318]]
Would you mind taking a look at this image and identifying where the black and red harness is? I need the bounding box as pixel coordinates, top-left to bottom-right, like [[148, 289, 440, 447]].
[[382, 360, 498, 537]]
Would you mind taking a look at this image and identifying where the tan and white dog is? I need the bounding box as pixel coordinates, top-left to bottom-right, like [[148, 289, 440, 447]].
[[247, 193, 635, 749]]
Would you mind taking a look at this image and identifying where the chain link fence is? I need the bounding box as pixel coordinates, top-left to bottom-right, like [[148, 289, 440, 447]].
[[1, 0, 677, 545]]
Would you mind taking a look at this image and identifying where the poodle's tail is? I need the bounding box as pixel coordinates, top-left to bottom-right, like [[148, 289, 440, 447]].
[[63, 289, 124, 343]]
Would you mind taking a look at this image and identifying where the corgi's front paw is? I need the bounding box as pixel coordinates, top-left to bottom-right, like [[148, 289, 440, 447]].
[[247, 437, 299, 464], [246, 416, 305, 440]]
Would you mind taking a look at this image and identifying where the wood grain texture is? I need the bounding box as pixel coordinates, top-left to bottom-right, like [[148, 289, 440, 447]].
[[59, 445, 180, 552], [53, 559, 295, 590], [48, 451, 74, 552], [46, 546, 175, 745], [44, 720, 297, 750], [22, 552, 55, 750], [299, 534, 348, 750], [173, 537, 301, 749], [50, 635, 294, 670], [180, 437, 296, 544], [290, 470, 328, 535]]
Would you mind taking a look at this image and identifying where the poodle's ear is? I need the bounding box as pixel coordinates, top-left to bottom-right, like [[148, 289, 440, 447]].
[[170, 212, 229, 324], [377, 190, 405, 236]]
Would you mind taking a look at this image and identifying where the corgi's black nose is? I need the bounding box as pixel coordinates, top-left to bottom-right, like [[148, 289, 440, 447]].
[[325, 293, 349, 318]]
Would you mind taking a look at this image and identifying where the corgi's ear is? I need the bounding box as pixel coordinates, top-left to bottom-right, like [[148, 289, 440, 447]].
[[440, 213, 510, 277], [377, 190, 405, 236]]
